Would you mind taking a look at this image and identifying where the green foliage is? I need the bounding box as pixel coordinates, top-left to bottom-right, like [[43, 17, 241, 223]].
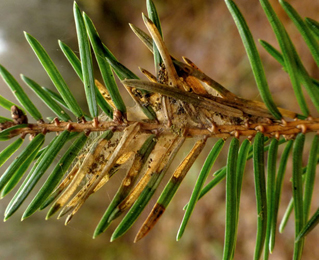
[[177, 139, 225, 241], [1, 1, 319, 259], [73, 2, 98, 119], [24, 32, 84, 119], [0, 65, 42, 121], [225, 0, 282, 119]]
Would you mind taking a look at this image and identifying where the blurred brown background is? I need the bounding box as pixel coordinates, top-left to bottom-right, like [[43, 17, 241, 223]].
[[0, 0, 319, 259]]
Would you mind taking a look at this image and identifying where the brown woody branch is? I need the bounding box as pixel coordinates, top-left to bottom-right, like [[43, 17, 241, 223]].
[[5, 117, 319, 140]]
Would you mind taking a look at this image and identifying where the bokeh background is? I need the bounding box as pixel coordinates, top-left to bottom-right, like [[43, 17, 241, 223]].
[[0, 0, 319, 259]]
